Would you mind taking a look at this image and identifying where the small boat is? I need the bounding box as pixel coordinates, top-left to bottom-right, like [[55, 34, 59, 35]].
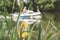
[[12, 10, 41, 24]]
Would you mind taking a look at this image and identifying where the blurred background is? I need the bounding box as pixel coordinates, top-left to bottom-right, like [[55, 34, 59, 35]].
[[0, 0, 60, 40]]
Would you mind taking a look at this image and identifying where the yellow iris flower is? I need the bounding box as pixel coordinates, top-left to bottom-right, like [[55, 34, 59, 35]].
[[22, 32, 29, 38], [18, 21, 29, 38], [23, 21, 28, 28], [20, 21, 28, 29]]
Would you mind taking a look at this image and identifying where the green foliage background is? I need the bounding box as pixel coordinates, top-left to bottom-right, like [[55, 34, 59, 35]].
[[0, 0, 60, 40]]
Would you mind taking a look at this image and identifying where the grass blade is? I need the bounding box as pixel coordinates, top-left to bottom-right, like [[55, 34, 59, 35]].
[[28, 23, 36, 40], [38, 23, 41, 40]]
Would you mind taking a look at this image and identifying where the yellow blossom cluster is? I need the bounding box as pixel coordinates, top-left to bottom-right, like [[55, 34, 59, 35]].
[[22, 32, 29, 38], [17, 21, 29, 40]]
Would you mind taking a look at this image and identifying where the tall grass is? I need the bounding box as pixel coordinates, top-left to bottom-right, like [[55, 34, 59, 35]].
[[41, 13, 60, 40], [0, 0, 60, 40]]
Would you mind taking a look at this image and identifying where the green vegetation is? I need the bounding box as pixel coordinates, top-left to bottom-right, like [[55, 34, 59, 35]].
[[0, 0, 60, 40]]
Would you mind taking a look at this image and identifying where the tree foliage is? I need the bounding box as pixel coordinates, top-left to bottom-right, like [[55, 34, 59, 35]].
[[0, 0, 60, 12]]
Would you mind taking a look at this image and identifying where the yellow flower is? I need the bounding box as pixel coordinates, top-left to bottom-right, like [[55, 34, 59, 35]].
[[22, 32, 29, 38], [23, 21, 28, 28], [20, 21, 28, 29]]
